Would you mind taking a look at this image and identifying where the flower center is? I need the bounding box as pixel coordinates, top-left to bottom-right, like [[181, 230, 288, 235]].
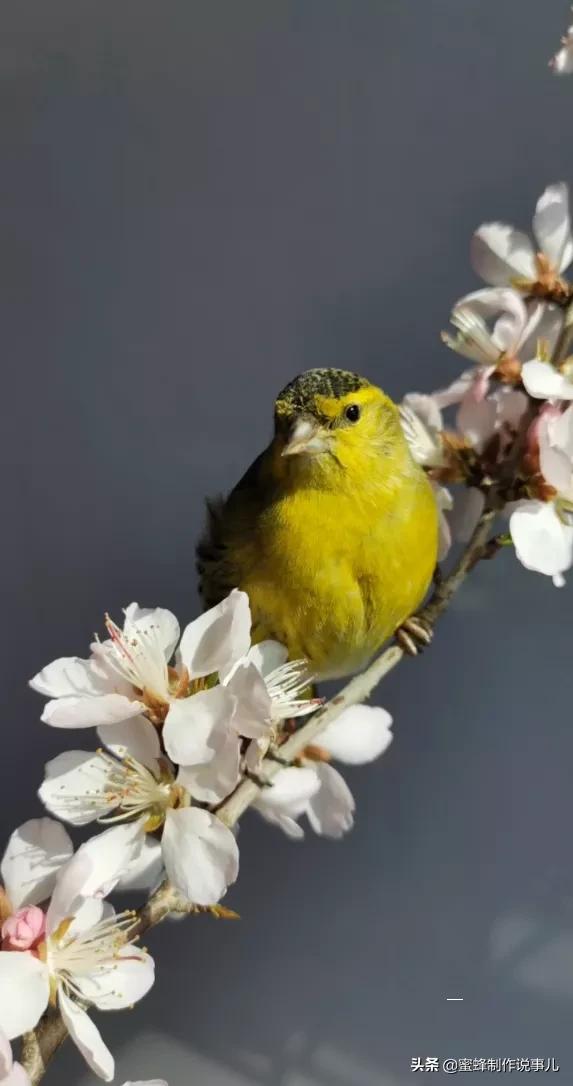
[[47, 910, 139, 1000]]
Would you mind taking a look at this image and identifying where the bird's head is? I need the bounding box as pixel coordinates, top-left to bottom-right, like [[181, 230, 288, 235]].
[[271, 368, 411, 488]]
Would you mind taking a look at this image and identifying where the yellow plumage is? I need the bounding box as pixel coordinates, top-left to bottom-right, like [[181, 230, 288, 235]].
[[197, 368, 438, 679]]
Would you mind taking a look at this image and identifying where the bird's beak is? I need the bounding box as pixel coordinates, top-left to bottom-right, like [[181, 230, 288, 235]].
[[281, 418, 328, 457]]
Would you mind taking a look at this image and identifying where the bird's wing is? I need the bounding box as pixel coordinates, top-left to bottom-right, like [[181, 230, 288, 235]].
[[196, 450, 267, 610]]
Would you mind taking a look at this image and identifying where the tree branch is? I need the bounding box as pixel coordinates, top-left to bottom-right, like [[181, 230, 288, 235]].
[[21, 504, 497, 1084]]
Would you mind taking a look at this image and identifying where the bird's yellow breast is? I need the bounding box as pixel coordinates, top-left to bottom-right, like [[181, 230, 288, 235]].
[[237, 466, 438, 679]]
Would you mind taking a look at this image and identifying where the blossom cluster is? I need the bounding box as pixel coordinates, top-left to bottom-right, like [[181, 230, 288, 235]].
[[550, 7, 573, 74], [0, 592, 393, 1081], [401, 181, 573, 586]]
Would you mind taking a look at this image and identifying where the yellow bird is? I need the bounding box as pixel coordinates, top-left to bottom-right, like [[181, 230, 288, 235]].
[[197, 368, 438, 680]]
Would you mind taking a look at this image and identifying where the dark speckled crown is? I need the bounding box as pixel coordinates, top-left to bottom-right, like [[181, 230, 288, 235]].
[[275, 368, 370, 419]]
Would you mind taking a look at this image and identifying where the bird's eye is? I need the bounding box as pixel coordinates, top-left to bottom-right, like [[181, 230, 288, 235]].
[[344, 404, 361, 423]]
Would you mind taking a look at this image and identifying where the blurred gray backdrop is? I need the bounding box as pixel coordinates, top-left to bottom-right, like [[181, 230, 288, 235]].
[[2, 1, 573, 1083]]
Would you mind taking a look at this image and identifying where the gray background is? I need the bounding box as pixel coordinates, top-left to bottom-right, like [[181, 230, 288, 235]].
[[2, 1, 573, 1083]]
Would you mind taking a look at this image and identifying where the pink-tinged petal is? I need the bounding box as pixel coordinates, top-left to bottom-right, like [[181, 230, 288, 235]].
[[3, 1064, 32, 1086], [401, 392, 443, 433], [1, 906, 46, 951], [432, 482, 453, 560], [0, 953, 49, 1039], [521, 360, 573, 401], [254, 766, 320, 839], [471, 224, 536, 285], [177, 731, 241, 804], [306, 763, 355, 839], [496, 388, 528, 432], [74, 947, 155, 1010], [1, 819, 73, 910], [163, 687, 236, 766], [58, 989, 114, 1082], [178, 589, 251, 680], [162, 808, 239, 905], [41, 693, 144, 730], [509, 500, 573, 577], [533, 183, 573, 273], [457, 395, 497, 450], [29, 656, 105, 698], [225, 662, 273, 740], [451, 487, 486, 544], [117, 838, 164, 893], [123, 605, 180, 662], [319, 705, 393, 765], [46, 822, 145, 932], [97, 715, 161, 769], [433, 370, 475, 410], [39, 751, 111, 826]]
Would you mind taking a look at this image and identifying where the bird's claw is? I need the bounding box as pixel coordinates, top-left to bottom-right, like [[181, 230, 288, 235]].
[[395, 615, 433, 656]]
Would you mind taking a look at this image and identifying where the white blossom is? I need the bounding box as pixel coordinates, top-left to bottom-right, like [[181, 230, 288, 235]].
[[521, 358, 573, 401], [550, 13, 573, 74], [255, 705, 393, 840], [471, 184, 573, 286], [38, 718, 239, 906], [510, 405, 573, 582], [30, 592, 250, 736], [0, 826, 154, 1082]]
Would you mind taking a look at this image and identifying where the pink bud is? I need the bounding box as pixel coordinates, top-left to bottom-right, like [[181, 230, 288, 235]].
[[1, 906, 46, 951]]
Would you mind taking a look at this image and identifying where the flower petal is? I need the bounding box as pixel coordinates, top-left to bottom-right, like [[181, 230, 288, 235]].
[[178, 589, 251, 680], [163, 686, 236, 766], [457, 394, 498, 450], [0, 953, 49, 1039], [3, 1064, 32, 1086], [123, 1081, 167, 1086], [74, 946, 155, 1011], [510, 499, 573, 577], [318, 705, 393, 765], [254, 766, 320, 839], [177, 730, 241, 804], [0, 1027, 12, 1076], [245, 640, 288, 678], [58, 989, 114, 1082], [123, 604, 180, 662], [97, 715, 161, 769], [162, 808, 239, 905], [29, 657, 105, 699], [1, 819, 73, 910], [521, 360, 573, 401], [450, 487, 486, 544], [306, 764, 355, 838], [41, 694, 144, 730], [226, 662, 273, 740], [39, 751, 112, 826], [533, 182, 573, 272], [471, 224, 536, 285], [117, 837, 164, 893], [46, 821, 145, 932]]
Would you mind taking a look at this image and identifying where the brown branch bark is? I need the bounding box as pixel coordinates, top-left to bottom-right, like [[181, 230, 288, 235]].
[[20, 505, 497, 1084]]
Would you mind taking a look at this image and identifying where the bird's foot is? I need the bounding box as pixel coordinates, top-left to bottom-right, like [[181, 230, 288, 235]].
[[395, 615, 433, 656]]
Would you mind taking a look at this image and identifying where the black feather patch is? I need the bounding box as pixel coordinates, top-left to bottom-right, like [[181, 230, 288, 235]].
[[275, 368, 369, 418]]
